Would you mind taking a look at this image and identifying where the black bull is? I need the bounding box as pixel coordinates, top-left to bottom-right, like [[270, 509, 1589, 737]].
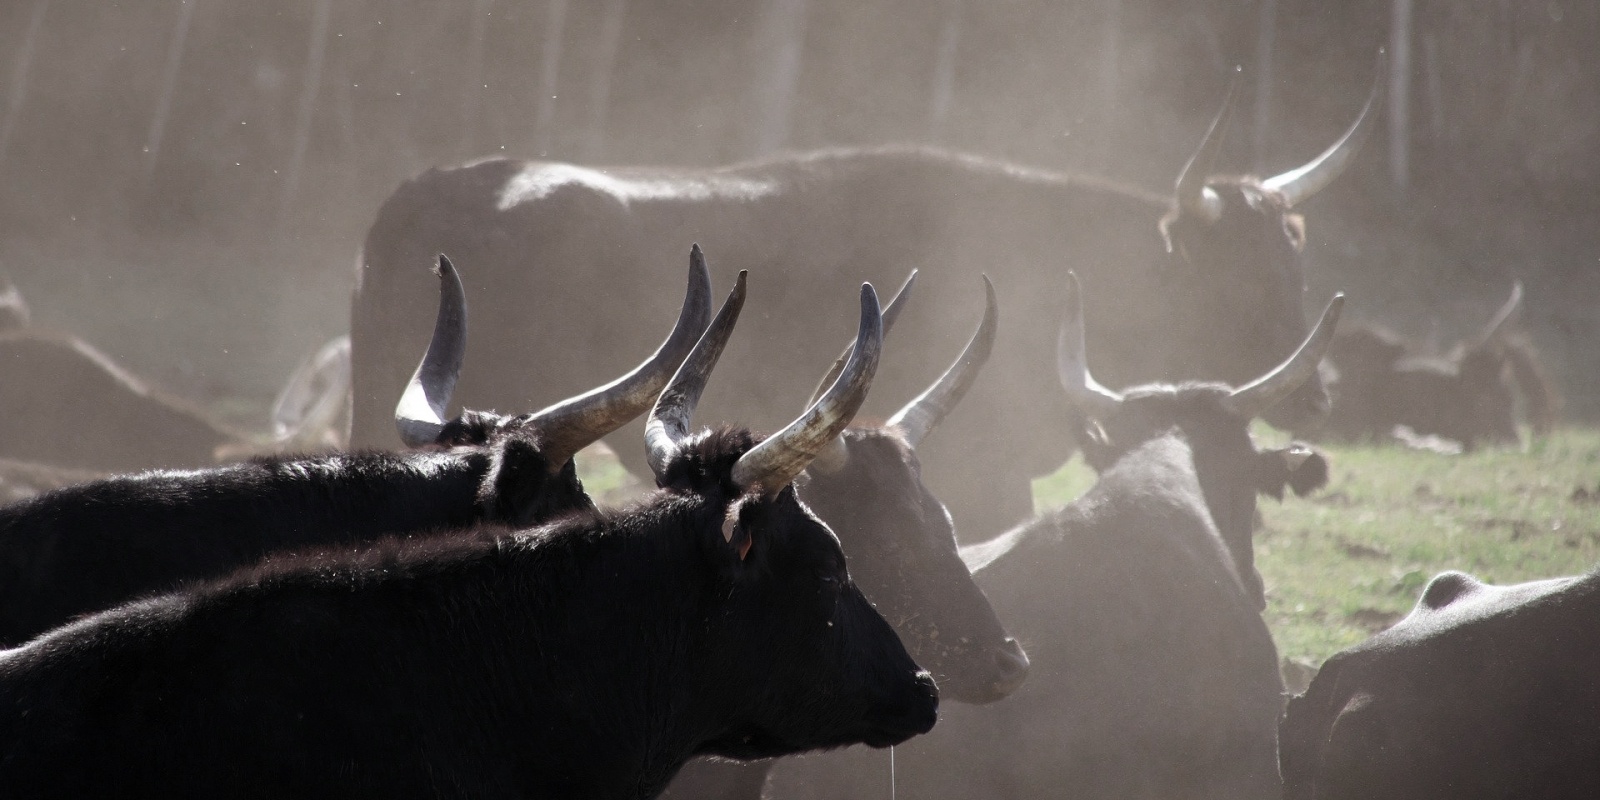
[[765, 275, 1338, 800], [349, 72, 1377, 534], [1280, 570, 1600, 800]]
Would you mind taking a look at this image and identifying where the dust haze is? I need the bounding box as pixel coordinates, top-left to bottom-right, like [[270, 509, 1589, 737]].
[[0, 0, 1594, 418]]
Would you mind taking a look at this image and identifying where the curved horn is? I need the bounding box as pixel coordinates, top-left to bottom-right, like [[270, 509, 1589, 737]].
[[644, 271, 748, 479], [1262, 51, 1387, 208], [1173, 73, 1238, 224], [395, 255, 468, 447], [1056, 272, 1123, 419], [807, 269, 916, 407], [1471, 280, 1523, 347], [1221, 293, 1346, 419], [888, 275, 999, 448], [523, 244, 714, 468], [731, 284, 884, 494]]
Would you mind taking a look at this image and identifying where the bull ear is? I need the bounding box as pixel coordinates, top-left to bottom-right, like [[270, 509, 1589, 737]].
[[720, 500, 755, 562], [1257, 443, 1329, 500]]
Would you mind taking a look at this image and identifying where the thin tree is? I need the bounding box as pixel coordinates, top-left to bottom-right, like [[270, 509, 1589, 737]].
[[581, 0, 627, 162], [747, 0, 810, 156], [458, 0, 494, 158], [926, 0, 962, 141], [277, 0, 334, 228], [532, 0, 569, 156], [1251, 0, 1276, 173], [0, 0, 52, 176], [1389, 0, 1412, 195]]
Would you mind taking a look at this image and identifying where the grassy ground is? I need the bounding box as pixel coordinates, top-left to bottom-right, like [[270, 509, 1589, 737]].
[[581, 428, 1600, 672], [1032, 427, 1600, 671]]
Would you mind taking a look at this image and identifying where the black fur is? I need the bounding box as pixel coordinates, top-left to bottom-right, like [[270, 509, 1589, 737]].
[[0, 427, 936, 800], [662, 427, 1024, 800], [0, 420, 592, 646]]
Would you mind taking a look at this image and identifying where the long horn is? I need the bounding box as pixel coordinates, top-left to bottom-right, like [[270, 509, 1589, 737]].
[[1261, 50, 1387, 208], [1173, 74, 1238, 224], [731, 284, 884, 494], [1221, 294, 1346, 419], [1471, 280, 1523, 348], [523, 244, 714, 469], [806, 269, 916, 407], [1056, 272, 1123, 419], [644, 271, 748, 479], [888, 275, 999, 448], [395, 255, 468, 447]]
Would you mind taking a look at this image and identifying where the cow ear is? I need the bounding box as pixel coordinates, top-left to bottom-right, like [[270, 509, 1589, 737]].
[[1283, 212, 1307, 251], [1286, 445, 1330, 497], [1078, 419, 1117, 471], [1258, 443, 1329, 499], [720, 498, 755, 562]]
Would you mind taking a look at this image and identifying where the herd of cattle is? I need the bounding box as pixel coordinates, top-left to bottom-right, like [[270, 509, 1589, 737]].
[[0, 58, 1589, 799]]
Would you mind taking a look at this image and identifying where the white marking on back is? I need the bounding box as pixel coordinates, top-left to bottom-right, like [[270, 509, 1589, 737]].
[[497, 163, 778, 210]]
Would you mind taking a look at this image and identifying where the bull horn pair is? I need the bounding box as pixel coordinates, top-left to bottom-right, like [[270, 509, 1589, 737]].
[[803, 270, 998, 474], [646, 272, 885, 495], [1176, 51, 1386, 221], [396, 246, 714, 470], [1057, 271, 1344, 420]]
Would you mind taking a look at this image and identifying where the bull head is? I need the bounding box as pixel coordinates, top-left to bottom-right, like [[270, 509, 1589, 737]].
[[1170, 51, 1386, 230], [800, 272, 998, 473]]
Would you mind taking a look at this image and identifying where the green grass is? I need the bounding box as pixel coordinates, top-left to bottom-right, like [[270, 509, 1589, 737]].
[[582, 428, 1600, 670], [1032, 427, 1600, 669]]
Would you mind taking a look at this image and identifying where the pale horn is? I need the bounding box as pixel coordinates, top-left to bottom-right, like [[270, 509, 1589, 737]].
[[730, 284, 884, 494], [524, 243, 714, 470], [1220, 293, 1346, 419], [395, 255, 468, 447]]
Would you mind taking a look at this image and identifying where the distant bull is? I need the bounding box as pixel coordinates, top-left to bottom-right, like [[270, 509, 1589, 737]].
[[0, 282, 347, 473], [349, 63, 1383, 534], [1320, 282, 1560, 451]]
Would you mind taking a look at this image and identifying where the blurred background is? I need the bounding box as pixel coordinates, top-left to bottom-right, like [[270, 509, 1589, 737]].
[[0, 0, 1594, 418]]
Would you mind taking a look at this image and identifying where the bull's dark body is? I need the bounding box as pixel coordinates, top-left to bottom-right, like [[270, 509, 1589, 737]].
[[770, 385, 1325, 800], [350, 147, 1326, 533], [662, 427, 1023, 799], [0, 421, 591, 646], [1280, 570, 1600, 799], [0, 331, 234, 472], [1322, 324, 1559, 450], [0, 428, 936, 800]]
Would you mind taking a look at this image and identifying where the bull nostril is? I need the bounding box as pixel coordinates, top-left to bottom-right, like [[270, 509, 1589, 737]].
[[990, 638, 1030, 696]]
